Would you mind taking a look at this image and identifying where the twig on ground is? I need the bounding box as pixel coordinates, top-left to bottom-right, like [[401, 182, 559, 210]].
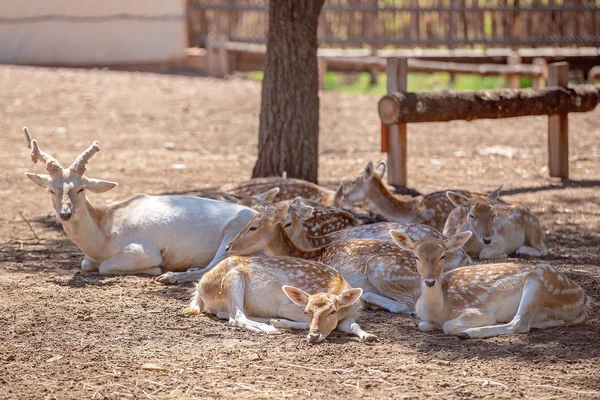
[[19, 212, 41, 241], [279, 362, 352, 373]]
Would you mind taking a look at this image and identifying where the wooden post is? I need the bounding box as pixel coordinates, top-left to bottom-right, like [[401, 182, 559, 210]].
[[385, 57, 408, 188], [318, 57, 327, 91], [507, 53, 521, 89], [547, 62, 569, 179], [532, 57, 547, 89]]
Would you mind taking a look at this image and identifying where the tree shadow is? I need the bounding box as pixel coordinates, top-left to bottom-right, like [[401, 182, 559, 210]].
[[500, 179, 600, 196]]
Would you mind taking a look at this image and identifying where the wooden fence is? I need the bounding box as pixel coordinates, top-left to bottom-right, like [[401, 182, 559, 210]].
[[189, 0, 600, 49], [378, 60, 600, 186]]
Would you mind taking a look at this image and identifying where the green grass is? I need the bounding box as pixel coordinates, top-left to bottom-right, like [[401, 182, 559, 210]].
[[242, 71, 533, 94]]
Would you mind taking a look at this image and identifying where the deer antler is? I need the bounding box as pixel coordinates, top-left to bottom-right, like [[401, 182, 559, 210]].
[[23, 127, 63, 175], [70, 141, 100, 175]]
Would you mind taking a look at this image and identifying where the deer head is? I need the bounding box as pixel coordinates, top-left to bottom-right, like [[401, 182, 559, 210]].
[[238, 187, 280, 207], [282, 285, 363, 343], [446, 185, 503, 245], [226, 203, 290, 255], [340, 160, 386, 204], [391, 231, 472, 288], [24, 127, 118, 222]]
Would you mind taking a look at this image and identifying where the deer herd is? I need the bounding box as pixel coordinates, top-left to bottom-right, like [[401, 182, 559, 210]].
[[23, 128, 592, 343]]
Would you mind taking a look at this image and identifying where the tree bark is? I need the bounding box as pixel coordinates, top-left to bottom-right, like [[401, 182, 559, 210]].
[[379, 85, 600, 124], [252, 0, 325, 183]]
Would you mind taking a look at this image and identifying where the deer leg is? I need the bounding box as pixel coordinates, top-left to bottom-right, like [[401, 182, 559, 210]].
[[478, 243, 508, 259], [417, 321, 439, 332], [362, 292, 413, 314], [227, 274, 280, 335], [81, 257, 98, 272], [99, 244, 162, 276], [442, 308, 497, 336], [458, 276, 543, 339], [337, 318, 377, 342]]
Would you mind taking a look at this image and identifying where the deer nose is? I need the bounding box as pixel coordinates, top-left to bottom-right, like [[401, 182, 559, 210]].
[[307, 333, 322, 343], [59, 210, 73, 221], [424, 279, 437, 287], [482, 237, 492, 244]]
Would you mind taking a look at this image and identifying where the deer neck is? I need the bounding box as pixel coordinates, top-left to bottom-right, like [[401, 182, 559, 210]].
[[61, 197, 110, 259], [292, 228, 323, 249], [265, 225, 327, 260], [416, 281, 448, 324], [366, 178, 419, 222]]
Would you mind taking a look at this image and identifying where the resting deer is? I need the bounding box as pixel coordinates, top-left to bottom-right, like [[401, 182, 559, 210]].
[[391, 231, 592, 338], [288, 198, 359, 236], [222, 176, 343, 207], [287, 203, 471, 270], [204, 187, 281, 207], [339, 161, 484, 231], [444, 185, 547, 259], [185, 256, 376, 342], [23, 128, 256, 280], [225, 204, 467, 314]]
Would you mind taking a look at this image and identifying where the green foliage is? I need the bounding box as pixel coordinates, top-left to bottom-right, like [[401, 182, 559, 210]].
[[242, 71, 509, 94]]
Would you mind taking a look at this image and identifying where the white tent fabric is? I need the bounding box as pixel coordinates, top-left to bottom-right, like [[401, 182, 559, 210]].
[[0, 0, 187, 65]]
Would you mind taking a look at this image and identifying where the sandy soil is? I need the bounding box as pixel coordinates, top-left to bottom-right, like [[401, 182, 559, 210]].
[[0, 65, 599, 399]]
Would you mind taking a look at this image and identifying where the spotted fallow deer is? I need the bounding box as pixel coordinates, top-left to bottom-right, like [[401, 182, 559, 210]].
[[225, 204, 463, 314], [185, 256, 376, 342], [286, 203, 471, 270], [221, 176, 343, 207], [444, 185, 547, 259], [339, 161, 485, 231], [23, 128, 256, 279], [391, 231, 592, 338]]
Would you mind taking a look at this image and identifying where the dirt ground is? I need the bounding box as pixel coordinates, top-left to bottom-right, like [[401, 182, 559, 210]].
[[1, 65, 599, 399]]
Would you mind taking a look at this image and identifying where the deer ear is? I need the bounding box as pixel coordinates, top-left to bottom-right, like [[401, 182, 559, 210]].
[[363, 161, 375, 180], [375, 160, 387, 178], [282, 285, 310, 307], [297, 206, 314, 220], [445, 231, 472, 252], [84, 177, 118, 193], [337, 288, 363, 308], [488, 184, 503, 204], [257, 187, 279, 202], [389, 230, 416, 252], [446, 191, 470, 207], [25, 172, 52, 188]]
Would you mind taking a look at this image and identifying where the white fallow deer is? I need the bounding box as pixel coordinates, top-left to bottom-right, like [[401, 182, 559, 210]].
[[391, 231, 592, 338], [444, 185, 547, 259], [339, 161, 485, 231], [225, 204, 464, 314], [23, 127, 256, 280], [286, 203, 471, 271], [185, 256, 376, 342]]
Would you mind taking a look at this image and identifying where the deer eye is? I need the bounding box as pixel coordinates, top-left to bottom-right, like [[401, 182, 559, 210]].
[[440, 255, 446, 260], [330, 310, 337, 315], [284, 222, 292, 228], [304, 310, 308, 315], [469, 213, 475, 219], [249, 226, 258, 232], [49, 189, 57, 195], [78, 188, 85, 194]]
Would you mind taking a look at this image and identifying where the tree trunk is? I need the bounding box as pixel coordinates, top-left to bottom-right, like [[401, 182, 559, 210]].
[[252, 0, 325, 183]]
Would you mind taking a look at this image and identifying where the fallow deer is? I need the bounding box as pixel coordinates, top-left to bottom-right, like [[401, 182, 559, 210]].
[[286, 203, 471, 270], [23, 128, 256, 280], [444, 185, 547, 259], [185, 256, 376, 342], [339, 161, 485, 231], [225, 204, 463, 314], [221, 176, 343, 207], [391, 231, 592, 338]]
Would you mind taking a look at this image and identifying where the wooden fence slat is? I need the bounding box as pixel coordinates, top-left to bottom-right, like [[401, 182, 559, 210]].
[[385, 58, 408, 188], [547, 62, 570, 179]]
